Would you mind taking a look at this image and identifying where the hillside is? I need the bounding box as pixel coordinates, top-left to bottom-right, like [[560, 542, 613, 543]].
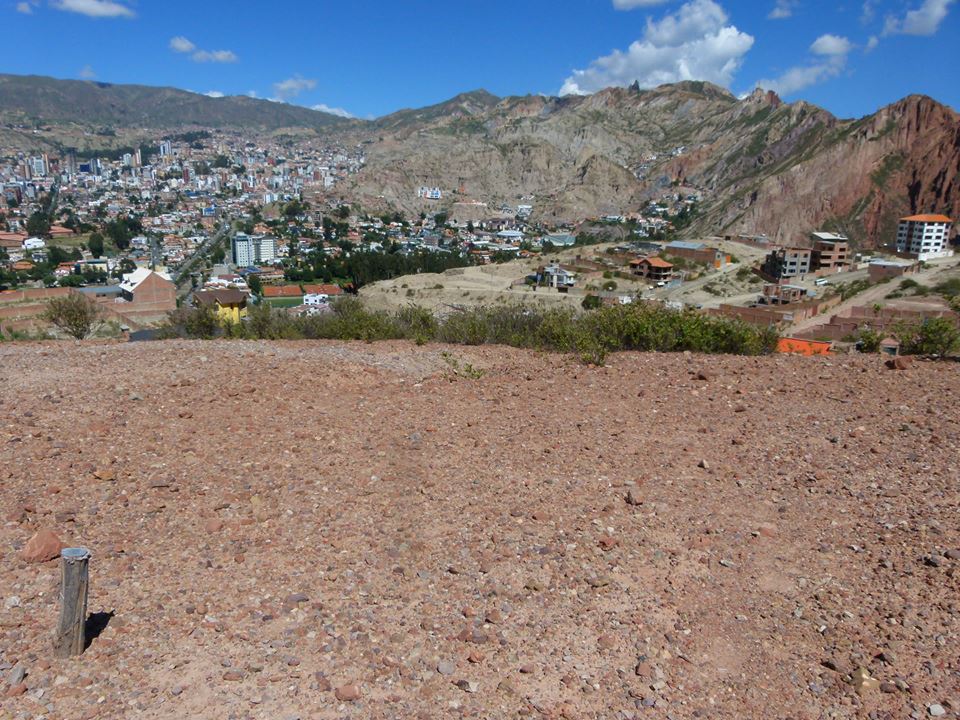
[[0, 74, 357, 132], [1, 340, 958, 718], [346, 82, 960, 246], [1, 73, 958, 245]]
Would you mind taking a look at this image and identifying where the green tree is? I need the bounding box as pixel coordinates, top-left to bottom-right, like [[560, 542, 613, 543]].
[[335, 205, 350, 220], [88, 232, 105, 258], [26, 211, 51, 237], [43, 293, 102, 339], [582, 294, 602, 310], [896, 318, 960, 357], [247, 274, 263, 296]]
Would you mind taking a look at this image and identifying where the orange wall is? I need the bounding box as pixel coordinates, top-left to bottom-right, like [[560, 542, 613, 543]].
[[777, 337, 832, 356]]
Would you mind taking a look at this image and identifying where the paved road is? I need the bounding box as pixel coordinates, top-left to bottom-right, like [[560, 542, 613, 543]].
[[173, 226, 232, 300]]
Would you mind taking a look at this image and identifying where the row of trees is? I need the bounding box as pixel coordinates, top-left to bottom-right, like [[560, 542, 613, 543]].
[[285, 247, 472, 288]]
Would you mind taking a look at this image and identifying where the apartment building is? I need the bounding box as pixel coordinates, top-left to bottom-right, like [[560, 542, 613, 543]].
[[232, 233, 277, 267], [761, 247, 812, 280], [810, 232, 849, 271], [896, 214, 954, 260]]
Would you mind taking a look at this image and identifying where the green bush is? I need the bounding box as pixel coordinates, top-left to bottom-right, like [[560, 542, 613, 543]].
[[42, 293, 103, 340], [854, 327, 882, 353], [159, 297, 781, 364], [894, 317, 960, 357]]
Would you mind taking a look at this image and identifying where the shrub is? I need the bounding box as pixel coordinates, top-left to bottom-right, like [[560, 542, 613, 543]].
[[854, 327, 882, 353], [581, 294, 602, 310], [895, 317, 960, 357], [602, 280, 618, 291], [159, 297, 781, 364], [159, 304, 221, 339], [43, 293, 102, 340]]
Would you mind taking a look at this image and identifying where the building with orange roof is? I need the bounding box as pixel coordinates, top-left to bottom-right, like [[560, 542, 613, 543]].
[[261, 285, 303, 299], [302, 284, 343, 297], [630, 255, 674, 282], [896, 213, 954, 260]]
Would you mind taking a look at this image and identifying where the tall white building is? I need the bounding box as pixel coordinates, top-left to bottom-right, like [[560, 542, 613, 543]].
[[896, 214, 954, 260], [232, 233, 277, 267]]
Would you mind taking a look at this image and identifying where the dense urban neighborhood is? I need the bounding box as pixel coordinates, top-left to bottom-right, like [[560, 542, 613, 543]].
[[1, 129, 957, 354]]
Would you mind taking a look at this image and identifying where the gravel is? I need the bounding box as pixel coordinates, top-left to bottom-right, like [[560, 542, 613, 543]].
[[0, 340, 957, 718]]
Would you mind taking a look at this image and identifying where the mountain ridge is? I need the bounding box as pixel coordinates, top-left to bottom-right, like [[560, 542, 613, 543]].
[[1, 73, 957, 245]]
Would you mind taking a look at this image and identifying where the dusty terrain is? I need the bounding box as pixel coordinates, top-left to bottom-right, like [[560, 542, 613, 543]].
[[1, 341, 958, 719]]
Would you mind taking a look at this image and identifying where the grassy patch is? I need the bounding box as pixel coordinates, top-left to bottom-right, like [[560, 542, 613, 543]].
[[871, 153, 905, 188]]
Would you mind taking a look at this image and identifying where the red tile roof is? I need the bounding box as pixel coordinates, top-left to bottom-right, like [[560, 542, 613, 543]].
[[900, 214, 952, 223], [303, 284, 343, 296], [262, 285, 303, 298], [642, 256, 674, 269]]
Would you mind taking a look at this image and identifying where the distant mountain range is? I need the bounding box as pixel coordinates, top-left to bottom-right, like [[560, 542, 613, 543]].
[[1, 73, 957, 246]]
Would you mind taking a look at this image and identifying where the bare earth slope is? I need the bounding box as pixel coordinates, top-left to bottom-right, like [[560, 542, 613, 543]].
[[1, 341, 958, 719]]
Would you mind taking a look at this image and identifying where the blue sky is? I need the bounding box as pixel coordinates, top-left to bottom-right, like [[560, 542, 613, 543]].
[[4, 0, 958, 120]]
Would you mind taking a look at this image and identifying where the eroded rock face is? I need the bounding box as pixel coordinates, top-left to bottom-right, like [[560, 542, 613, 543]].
[[344, 84, 959, 244]]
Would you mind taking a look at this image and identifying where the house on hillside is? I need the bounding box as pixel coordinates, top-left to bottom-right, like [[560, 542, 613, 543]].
[[194, 288, 248, 324], [119, 268, 176, 308], [761, 247, 812, 280], [538, 264, 576, 288], [664, 241, 728, 268], [810, 232, 849, 271], [630, 256, 674, 282]]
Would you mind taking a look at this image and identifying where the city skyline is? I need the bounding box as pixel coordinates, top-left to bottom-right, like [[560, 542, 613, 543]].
[[4, 0, 958, 120]]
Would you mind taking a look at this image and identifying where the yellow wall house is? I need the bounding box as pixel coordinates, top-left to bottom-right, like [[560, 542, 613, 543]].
[[193, 288, 249, 324]]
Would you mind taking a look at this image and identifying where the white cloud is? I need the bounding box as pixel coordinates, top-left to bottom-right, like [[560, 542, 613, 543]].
[[311, 103, 354, 119], [51, 0, 134, 18], [79, 64, 95, 79], [756, 33, 852, 96], [272, 75, 317, 101], [883, 0, 955, 35], [169, 36, 238, 63], [810, 33, 853, 56], [612, 0, 671, 8], [16, 1, 36, 14], [204, 90, 225, 98], [169, 36, 196, 53], [865, 34, 879, 50], [191, 49, 238, 63], [561, 0, 754, 95], [768, 0, 797, 19], [247, 90, 258, 98]]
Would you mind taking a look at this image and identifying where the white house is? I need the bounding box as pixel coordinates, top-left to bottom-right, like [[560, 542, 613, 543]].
[[23, 237, 45, 250], [303, 293, 330, 306], [541, 264, 576, 288]]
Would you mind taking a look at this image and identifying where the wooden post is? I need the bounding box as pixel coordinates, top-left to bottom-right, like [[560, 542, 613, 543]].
[[53, 547, 90, 658]]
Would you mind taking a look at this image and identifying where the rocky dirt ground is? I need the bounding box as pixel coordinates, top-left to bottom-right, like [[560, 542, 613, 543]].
[[1, 340, 958, 720]]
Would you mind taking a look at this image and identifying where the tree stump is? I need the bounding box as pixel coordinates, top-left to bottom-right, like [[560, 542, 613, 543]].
[[53, 547, 91, 658]]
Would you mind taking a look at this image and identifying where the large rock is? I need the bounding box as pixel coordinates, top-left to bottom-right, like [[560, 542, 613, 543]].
[[20, 529, 65, 563], [334, 683, 361, 701]]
